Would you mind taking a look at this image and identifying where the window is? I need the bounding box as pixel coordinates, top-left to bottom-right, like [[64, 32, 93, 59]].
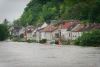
[[69, 33, 70, 37]]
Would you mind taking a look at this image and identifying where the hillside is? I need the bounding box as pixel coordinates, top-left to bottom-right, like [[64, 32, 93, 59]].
[[13, 0, 100, 27]]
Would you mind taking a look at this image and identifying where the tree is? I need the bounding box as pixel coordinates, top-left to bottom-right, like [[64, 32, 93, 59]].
[[89, 0, 100, 23], [3, 19, 9, 26], [0, 24, 9, 41], [74, 30, 100, 47]]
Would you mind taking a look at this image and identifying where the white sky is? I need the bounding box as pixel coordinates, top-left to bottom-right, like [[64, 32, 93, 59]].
[[0, 0, 31, 24]]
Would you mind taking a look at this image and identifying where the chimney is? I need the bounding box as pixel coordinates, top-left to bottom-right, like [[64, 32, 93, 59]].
[[71, 22, 73, 25], [94, 23, 98, 30], [87, 22, 89, 27], [65, 21, 67, 25], [81, 22, 84, 27]]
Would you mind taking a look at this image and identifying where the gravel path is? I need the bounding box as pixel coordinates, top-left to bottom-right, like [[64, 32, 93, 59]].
[[0, 42, 100, 67]]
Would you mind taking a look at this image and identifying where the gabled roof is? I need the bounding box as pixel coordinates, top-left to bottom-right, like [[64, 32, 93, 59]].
[[67, 23, 78, 31], [36, 22, 44, 27], [45, 27, 58, 32], [61, 22, 76, 28], [58, 20, 79, 25], [41, 25, 58, 32], [14, 26, 22, 32], [26, 25, 36, 33], [72, 23, 83, 32], [41, 25, 53, 32], [80, 23, 94, 32]]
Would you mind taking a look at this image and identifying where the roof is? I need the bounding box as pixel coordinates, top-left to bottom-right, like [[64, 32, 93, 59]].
[[41, 25, 53, 32], [58, 20, 79, 25], [72, 23, 83, 32], [67, 23, 78, 31], [36, 22, 44, 27], [41, 25, 58, 32], [26, 25, 36, 33], [45, 27, 58, 32], [14, 26, 22, 32], [61, 22, 76, 28], [37, 28, 45, 31], [80, 23, 94, 32]]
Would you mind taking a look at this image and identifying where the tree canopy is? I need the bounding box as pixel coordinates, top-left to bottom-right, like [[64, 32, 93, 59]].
[[0, 24, 9, 41], [13, 0, 100, 27]]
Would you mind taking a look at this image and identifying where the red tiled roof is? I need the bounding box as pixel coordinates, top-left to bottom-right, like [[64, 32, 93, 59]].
[[41, 25, 58, 32], [41, 25, 53, 32], [61, 22, 76, 28], [45, 27, 58, 32]]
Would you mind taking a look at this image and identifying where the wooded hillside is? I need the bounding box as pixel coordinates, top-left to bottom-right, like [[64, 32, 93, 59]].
[[13, 0, 100, 27]]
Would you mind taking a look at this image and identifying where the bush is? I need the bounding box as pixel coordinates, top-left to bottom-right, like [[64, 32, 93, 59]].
[[9, 34, 13, 39], [74, 36, 81, 45], [13, 39, 23, 42], [20, 33, 24, 38], [33, 40, 38, 43], [55, 40, 59, 44], [74, 30, 100, 47], [27, 39, 32, 43], [39, 39, 47, 43]]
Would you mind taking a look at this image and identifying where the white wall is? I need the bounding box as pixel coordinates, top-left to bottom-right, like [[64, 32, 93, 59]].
[[41, 32, 45, 40], [41, 22, 47, 29], [61, 28, 67, 39]]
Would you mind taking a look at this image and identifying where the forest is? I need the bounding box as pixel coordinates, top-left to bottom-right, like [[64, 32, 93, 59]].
[[13, 0, 100, 27]]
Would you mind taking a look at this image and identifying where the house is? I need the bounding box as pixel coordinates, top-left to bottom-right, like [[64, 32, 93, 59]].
[[41, 25, 53, 40], [36, 28, 45, 41], [50, 20, 57, 25], [72, 22, 95, 40], [32, 22, 48, 40], [24, 25, 36, 40], [61, 22, 76, 40], [71, 23, 84, 40], [9, 26, 14, 35], [13, 26, 25, 36], [45, 26, 58, 40], [67, 23, 79, 40]]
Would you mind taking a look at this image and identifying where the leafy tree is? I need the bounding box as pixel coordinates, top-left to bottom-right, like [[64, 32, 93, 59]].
[[3, 19, 9, 26], [89, 0, 100, 23], [74, 30, 100, 47], [0, 24, 9, 41]]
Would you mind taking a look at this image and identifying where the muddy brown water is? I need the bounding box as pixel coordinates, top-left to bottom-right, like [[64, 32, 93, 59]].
[[0, 41, 100, 67]]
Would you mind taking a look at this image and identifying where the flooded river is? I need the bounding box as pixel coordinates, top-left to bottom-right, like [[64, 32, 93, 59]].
[[0, 41, 100, 67]]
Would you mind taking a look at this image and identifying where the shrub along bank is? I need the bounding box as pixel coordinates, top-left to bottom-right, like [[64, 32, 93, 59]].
[[74, 30, 100, 47]]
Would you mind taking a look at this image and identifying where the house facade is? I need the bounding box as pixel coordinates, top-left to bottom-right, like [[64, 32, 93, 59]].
[[13, 26, 25, 36], [61, 22, 76, 40]]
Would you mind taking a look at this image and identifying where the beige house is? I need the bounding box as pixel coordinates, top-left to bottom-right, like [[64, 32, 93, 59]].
[[24, 24, 36, 40], [32, 22, 48, 40], [36, 28, 44, 41], [61, 22, 76, 40], [45, 27, 58, 40]]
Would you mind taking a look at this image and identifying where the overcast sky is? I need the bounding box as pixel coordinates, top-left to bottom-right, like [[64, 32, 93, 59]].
[[0, 0, 31, 24]]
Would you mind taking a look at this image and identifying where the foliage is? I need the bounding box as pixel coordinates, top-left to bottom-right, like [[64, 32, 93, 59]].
[[13, 40, 23, 42], [74, 30, 100, 47], [13, 0, 100, 27], [55, 40, 59, 44], [20, 33, 24, 38], [27, 39, 32, 43], [66, 39, 71, 45], [39, 39, 47, 43], [74, 36, 81, 45], [9, 34, 13, 39], [33, 40, 38, 43], [3, 19, 9, 26], [0, 24, 9, 41]]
